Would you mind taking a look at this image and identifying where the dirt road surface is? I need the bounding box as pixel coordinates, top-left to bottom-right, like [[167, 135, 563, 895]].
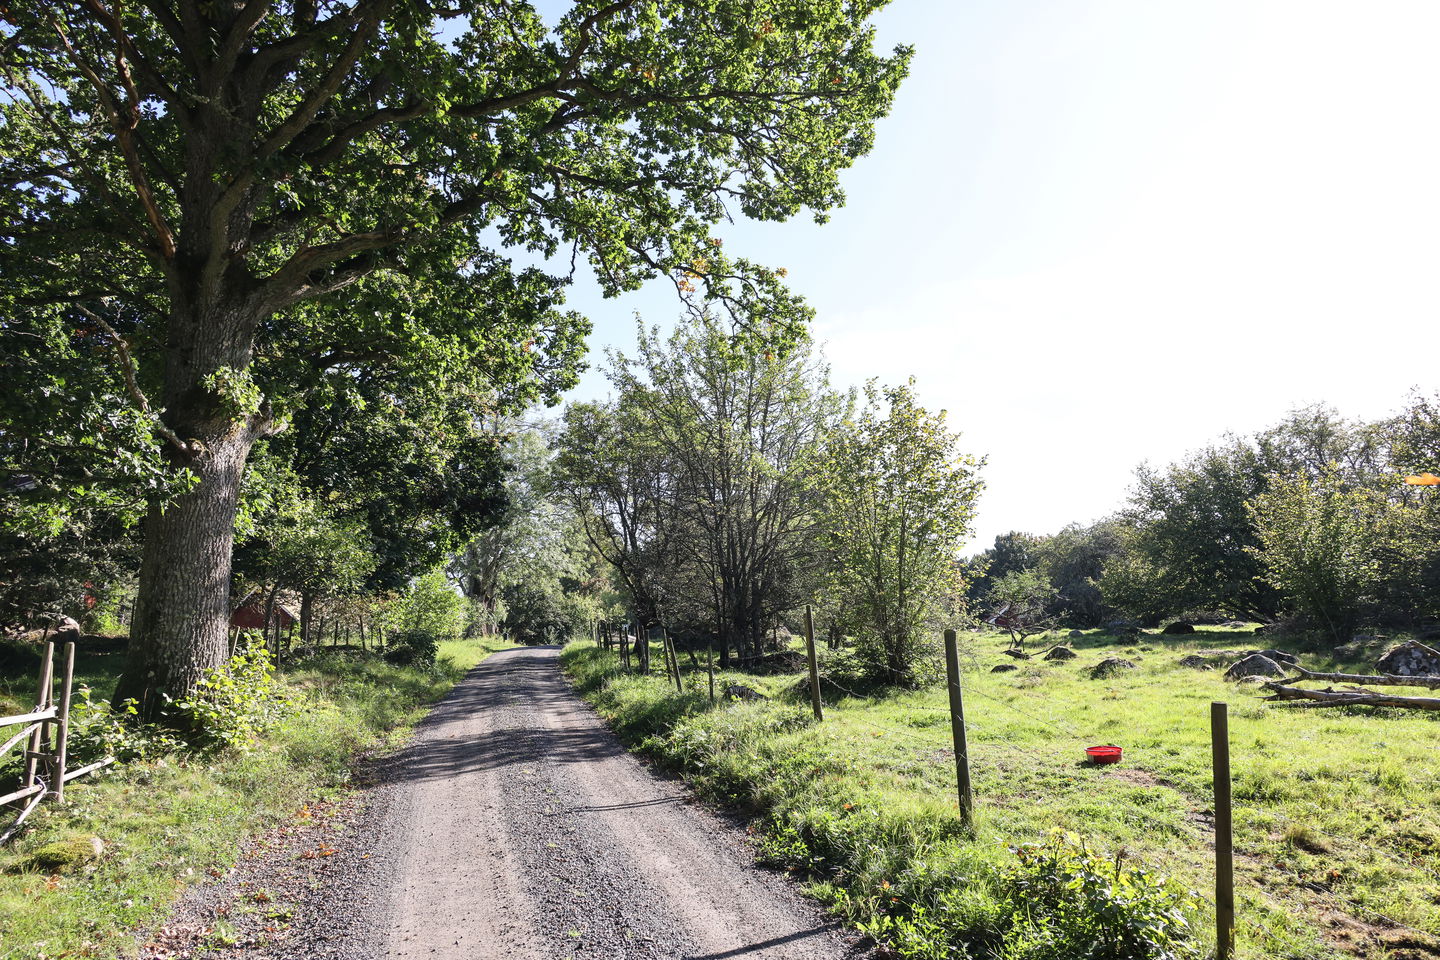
[[151, 645, 864, 960]]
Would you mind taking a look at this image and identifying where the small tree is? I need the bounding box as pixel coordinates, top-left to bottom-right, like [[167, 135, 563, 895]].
[[988, 568, 1057, 647], [391, 569, 465, 645], [1247, 468, 1384, 644], [817, 381, 983, 684]]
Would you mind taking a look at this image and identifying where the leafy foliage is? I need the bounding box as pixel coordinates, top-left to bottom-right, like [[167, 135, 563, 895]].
[[1248, 468, 1386, 643], [171, 636, 285, 751], [817, 380, 983, 683], [998, 833, 1201, 960], [3, 0, 910, 705]]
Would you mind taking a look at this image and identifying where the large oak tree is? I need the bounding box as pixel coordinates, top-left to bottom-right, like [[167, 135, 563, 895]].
[[1, 0, 910, 712]]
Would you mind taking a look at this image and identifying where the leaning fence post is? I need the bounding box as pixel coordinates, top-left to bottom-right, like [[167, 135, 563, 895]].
[[804, 605, 823, 721], [1212, 701, 1235, 960], [23, 642, 54, 792], [53, 642, 76, 801], [663, 626, 682, 693], [943, 629, 974, 827], [707, 641, 716, 703]]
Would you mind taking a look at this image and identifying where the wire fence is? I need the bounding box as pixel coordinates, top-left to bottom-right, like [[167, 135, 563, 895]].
[[587, 628, 1440, 955]]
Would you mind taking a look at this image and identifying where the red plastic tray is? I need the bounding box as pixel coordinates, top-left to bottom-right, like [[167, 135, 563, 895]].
[[1085, 745, 1123, 765]]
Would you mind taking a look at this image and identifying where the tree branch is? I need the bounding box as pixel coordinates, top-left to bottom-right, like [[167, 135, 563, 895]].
[[77, 304, 196, 457]]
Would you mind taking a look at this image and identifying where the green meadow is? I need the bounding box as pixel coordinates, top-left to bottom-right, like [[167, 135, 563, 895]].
[[565, 627, 1440, 959]]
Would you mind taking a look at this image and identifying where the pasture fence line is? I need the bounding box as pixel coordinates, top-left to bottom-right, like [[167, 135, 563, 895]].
[[0, 641, 114, 846], [586, 619, 1440, 957]]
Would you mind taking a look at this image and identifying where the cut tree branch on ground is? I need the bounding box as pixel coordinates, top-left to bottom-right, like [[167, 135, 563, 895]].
[[1278, 666, 1440, 690], [1262, 682, 1440, 710]]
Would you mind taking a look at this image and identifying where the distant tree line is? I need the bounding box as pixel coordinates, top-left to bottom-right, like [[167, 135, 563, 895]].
[[965, 400, 1440, 644]]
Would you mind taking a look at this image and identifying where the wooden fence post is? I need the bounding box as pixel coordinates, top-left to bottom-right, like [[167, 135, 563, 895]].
[[23, 642, 54, 792], [944, 629, 974, 827], [663, 627, 683, 693], [707, 641, 716, 703], [805, 605, 823, 721], [621, 623, 631, 669], [1212, 701, 1235, 960], [53, 642, 75, 801]]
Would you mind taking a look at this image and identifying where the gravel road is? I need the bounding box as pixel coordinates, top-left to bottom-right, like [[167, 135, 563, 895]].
[[146, 645, 864, 960]]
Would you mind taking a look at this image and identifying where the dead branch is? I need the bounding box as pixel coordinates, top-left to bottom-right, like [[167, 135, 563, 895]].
[[1278, 665, 1440, 691], [1262, 682, 1440, 710]]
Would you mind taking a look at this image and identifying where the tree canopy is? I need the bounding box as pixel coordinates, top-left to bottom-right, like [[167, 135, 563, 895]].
[[1, 0, 911, 710]]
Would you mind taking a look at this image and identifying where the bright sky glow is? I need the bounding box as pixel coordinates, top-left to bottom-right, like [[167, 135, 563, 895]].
[[554, 1, 1440, 549]]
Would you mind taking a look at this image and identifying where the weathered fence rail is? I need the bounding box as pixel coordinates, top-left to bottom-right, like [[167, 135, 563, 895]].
[[0, 641, 114, 845]]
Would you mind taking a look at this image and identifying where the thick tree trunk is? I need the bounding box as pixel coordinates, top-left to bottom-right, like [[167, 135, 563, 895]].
[[113, 427, 254, 717], [111, 289, 267, 718]]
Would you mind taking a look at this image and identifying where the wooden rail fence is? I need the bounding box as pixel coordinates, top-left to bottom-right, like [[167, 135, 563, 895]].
[[0, 641, 113, 845]]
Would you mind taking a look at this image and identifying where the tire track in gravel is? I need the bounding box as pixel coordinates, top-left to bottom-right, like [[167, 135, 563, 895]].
[[154, 645, 864, 960]]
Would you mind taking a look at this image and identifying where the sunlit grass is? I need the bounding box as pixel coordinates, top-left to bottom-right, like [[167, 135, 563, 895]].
[[0, 635, 515, 959], [564, 628, 1440, 959]]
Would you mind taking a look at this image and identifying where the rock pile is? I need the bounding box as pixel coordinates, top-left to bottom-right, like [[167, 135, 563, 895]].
[[1375, 640, 1440, 677]]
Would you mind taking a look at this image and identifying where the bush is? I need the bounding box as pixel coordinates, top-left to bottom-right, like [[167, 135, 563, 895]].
[[67, 686, 182, 763], [383, 628, 438, 667], [172, 635, 284, 750], [998, 833, 1202, 960]]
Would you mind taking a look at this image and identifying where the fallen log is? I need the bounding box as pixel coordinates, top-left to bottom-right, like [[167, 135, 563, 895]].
[[1278, 665, 1440, 690], [1262, 682, 1440, 710]]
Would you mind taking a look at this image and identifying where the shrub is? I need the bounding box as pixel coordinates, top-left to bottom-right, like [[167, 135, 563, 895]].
[[171, 635, 285, 751], [67, 686, 183, 763], [998, 832, 1202, 960], [383, 628, 438, 667]]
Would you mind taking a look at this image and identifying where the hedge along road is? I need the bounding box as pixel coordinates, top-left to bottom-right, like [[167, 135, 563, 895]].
[[165, 645, 866, 960]]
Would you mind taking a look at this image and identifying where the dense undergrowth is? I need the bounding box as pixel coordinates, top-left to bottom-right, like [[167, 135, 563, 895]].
[[564, 630, 1440, 960], [0, 635, 512, 959]]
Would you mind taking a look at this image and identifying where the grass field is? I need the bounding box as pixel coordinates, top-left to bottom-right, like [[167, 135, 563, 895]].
[[564, 627, 1440, 960], [0, 635, 513, 959]]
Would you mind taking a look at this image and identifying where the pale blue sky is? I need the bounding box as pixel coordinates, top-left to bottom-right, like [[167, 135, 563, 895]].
[[542, 1, 1440, 549]]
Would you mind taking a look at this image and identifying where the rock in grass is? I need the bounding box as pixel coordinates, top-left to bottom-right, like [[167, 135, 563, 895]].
[[1177, 655, 1213, 670], [990, 664, 1018, 673], [724, 684, 766, 702], [1375, 640, 1440, 677], [12, 836, 104, 873], [1102, 620, 1141, 636], [1089, 657, 1135, 679], [1002, 648, 1031, 660], [1161, 621, 1196, 635], [1256, 648, 1299, 666], [1223, 654, 1285, 681], [1043, 646, 1077, 662], [1068, 629, 1085, 639]]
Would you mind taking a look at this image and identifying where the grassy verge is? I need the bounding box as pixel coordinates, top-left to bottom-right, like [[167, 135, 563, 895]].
[[0, 635, 513, 959], [563, 629, 1440, 960]]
